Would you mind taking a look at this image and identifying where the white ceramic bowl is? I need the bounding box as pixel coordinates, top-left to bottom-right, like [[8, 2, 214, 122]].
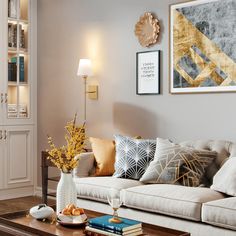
[[57, 213, 87, 225], [30, 204, 54, 219]]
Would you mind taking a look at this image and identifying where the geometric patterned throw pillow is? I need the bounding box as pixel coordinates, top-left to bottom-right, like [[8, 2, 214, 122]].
[[140, 138, 217, 187], [113, 134, 156, 180]]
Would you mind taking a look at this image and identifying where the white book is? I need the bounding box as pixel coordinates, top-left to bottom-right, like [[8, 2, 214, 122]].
[[9, 0, 17, 18], [85, 226, 143, 236]]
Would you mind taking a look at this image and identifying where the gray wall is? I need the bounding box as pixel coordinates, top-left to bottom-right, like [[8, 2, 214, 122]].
[[37, 0, 236, 185]]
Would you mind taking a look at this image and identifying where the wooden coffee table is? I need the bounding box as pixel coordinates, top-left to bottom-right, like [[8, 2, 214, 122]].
[[0, 209, 190, 236]]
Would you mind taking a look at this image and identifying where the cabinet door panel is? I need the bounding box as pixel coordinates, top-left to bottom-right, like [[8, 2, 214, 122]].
[[0, 128, 4, 189], [5, 126, 33, 188]]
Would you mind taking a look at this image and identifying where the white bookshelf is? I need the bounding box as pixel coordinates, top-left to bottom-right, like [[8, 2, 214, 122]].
[[0, 0, 37, 200]]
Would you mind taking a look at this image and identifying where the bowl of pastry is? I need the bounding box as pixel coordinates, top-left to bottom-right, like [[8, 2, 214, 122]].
[[57, 204, 87, 226]]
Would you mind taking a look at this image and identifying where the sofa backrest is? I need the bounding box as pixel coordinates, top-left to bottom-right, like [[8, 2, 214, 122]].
[[180, 140, 236, 184]]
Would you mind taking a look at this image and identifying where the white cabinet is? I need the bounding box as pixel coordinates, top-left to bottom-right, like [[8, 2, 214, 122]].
[[4, 126, 33, 188], [0, 130, 5, 189], [0, 0, 36, 199]]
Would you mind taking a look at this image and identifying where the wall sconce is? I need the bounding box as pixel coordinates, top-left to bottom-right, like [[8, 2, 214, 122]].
[[87, 85, 98, 100], [77, 59, 98, 121]]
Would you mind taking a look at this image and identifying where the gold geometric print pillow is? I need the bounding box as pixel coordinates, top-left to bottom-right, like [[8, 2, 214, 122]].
[[140, 139, 216, 187]]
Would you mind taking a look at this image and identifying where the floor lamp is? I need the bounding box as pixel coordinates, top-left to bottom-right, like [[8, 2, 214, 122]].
[[77, 59, 93, 122]]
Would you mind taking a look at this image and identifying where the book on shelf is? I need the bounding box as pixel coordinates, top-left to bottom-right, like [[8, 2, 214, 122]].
[[8, 62, 17, 82], [85, 226, 143, 236], [11, 56, 25, 82], [19, 27, 25, 49], [88, 215, 142, 233], [8, 0, 17, 18], [8, 23, 17, 48]]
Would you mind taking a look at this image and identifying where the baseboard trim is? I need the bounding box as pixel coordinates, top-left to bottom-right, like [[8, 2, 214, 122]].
[[34, 186, 56, 200], [0, 186, 34, 200]]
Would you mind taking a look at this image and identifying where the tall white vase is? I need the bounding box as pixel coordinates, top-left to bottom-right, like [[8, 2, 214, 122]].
[[56, 172, 77, 214]]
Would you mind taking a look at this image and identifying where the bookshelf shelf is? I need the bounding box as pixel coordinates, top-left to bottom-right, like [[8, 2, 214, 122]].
[[7, 0, 30, 119]]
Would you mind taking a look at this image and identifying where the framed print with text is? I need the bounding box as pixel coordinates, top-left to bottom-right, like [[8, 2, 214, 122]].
[[136, 50, 160, 95], [170, 0, 236, 94]]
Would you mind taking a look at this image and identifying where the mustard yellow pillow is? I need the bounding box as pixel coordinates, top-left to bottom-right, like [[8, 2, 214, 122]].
[[89, 137, 115, 176]]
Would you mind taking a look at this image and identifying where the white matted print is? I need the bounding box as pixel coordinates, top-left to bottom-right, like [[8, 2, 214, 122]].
[[136, 50, 160, 95]]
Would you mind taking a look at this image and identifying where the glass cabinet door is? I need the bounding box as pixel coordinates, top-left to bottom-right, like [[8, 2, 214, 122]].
[[7, 0, 30, 119]]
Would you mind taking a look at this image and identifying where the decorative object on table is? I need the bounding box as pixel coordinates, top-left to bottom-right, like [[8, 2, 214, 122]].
[[87, 215, 142, 236], [136, 50, 160, 95], [134, 12, 160, 47], [89, 137, 116, 176], [113, 134, 156, 180], [170, 0, 236, 94], [77, 59, 98, 121], [57, 204, 87, 226], [140, 138, 217, 187], [29, 204, 54, 220], [47, 114, 86, 214], [107, 188, 122, 224]]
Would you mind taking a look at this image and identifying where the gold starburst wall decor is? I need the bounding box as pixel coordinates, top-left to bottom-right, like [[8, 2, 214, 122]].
[[135, 12, 160, 47]]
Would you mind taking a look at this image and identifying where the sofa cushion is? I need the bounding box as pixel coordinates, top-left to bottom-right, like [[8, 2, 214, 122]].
[[120, 184, 224, 221], [113, 134, 156, 180], [89, 137, 116, 176], [180, 140, 236, 185], [211, 157, 236, 196], [202, 197, 236, 230], [73, 152, 95, 177], [140, 138, 216, 187], [74, 176, 143, 202]]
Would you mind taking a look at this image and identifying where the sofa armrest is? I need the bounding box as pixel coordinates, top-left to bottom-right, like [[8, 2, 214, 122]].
[[73, 152, 95, 178]]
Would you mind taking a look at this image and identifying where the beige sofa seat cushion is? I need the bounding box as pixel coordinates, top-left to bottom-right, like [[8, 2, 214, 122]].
[[74, 177, 143, 202], [202, 197, 236, 230], [121, 184, 224, 221]]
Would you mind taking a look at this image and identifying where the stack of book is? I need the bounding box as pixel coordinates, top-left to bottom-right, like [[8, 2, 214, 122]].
[[85, 215, 143, 236], [8, 23, 25, 49], [8, 104, 27, 118], [8, 104, 17, 118], [8, 0, 17, 18], [8, 23, 17, 48]]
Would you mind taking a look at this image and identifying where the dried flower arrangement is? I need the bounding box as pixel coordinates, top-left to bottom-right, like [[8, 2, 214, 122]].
[[47, 114, 86, 173]]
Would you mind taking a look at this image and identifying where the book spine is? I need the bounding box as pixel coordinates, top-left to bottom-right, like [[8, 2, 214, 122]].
[[88, 224, 122, 235], [9, 0, 17, 18], [19, 57, 24, 82], [8, 63, 12, 81], [12, 63, 17, 82], [88, 222, 122, 233]]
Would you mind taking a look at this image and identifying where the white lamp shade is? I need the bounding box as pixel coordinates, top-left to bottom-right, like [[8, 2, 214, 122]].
[[77, 59, 93, 77]]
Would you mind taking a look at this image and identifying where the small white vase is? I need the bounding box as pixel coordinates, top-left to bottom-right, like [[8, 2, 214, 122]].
[[56, 172, 77, 214]]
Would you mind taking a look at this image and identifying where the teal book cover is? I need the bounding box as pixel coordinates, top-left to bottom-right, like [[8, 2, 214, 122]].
[[88, 215, 141, 232], [11, 57, 24, 82]]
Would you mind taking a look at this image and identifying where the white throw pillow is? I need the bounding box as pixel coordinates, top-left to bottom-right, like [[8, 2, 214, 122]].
[[73, 152, 95, 177], [211, 157, 236, 196]]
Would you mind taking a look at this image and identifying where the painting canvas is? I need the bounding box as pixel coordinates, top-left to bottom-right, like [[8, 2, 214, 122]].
[[170, 0, 236, 93]]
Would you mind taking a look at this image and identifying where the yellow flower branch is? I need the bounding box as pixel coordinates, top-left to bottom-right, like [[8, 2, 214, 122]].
[[47, 114, 86, 173]]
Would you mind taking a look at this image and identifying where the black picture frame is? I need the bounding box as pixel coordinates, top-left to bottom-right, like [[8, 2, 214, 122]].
[[136, 50, 160, 95]]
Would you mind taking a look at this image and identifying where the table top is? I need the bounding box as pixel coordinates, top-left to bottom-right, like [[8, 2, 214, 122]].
[[0, 209, 190, 236]]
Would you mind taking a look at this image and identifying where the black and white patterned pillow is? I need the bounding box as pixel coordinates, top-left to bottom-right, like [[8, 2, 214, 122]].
[[113, 134, 156, 180]]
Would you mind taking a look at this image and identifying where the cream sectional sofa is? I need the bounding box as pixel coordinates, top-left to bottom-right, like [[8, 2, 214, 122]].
[[74, 140, 236, 236]]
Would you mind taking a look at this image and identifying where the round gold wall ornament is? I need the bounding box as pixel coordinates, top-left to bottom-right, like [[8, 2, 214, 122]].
[[134, 12, 160, 47]]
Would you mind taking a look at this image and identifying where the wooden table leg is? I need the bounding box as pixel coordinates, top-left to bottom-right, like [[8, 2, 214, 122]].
[[41, 152, 49, 205]]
